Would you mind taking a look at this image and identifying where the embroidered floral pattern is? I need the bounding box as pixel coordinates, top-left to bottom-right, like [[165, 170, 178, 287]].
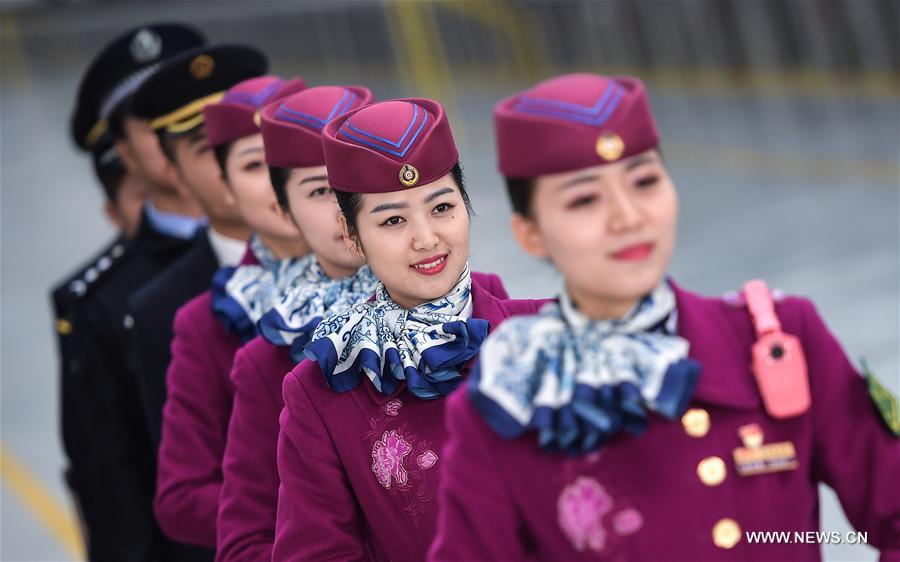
[[385, 398, 403, 417], [416, 450, 438, 469], [557, 477, 613, 552], [372, 430, 412, 489], [366, 411, 439, 519], [612, 508, 644, 536]]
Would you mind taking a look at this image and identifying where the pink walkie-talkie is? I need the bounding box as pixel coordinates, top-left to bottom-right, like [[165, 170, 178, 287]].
[[744, 279, 810, 418]]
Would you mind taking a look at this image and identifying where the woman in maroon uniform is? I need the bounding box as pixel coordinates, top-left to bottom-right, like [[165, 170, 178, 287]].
[[272, 98, 541, 562], [153, 75, 307, 549], [429, 73, 900, 561]]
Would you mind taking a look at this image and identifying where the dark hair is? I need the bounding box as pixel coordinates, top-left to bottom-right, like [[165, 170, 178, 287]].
[[106, 97, 134, 139], [157, 130, 178, 163], [93, 151, 127, 202], [504, 176, 536, 217], [212, 142, 233, 181], [334, 161, 471, 242], [269, 165, 292, 211], [155, 124, 205, 165]]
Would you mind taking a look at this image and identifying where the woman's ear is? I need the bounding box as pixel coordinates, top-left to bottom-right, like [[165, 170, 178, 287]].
[[510, 212, 549, 259], [338, 213, 364, 258]]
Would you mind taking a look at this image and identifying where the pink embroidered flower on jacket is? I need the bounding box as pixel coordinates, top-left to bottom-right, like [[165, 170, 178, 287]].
[[416, 449, 438, 469], [612, 507, 644, 536], [372, 430, 412, 489], [557, 476, 613, 552], [384, 398, 403, 416]]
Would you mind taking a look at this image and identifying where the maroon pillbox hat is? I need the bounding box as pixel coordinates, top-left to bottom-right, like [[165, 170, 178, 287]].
[[322, 98, 459, 194], [203, 75, 306, 147], [494, 73, 659, 178], [260, 85, 373, 169]]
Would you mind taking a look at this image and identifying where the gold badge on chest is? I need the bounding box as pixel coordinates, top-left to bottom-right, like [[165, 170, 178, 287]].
[[732, 423, 798, 477]]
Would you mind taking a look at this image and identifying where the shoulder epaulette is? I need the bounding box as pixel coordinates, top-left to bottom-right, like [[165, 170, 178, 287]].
[[68, 242, 127, 299]]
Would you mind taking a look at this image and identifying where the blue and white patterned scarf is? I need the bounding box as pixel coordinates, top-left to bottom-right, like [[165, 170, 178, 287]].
[[469, 280, 700, 455], [304, 263, 489, 399], [211, 236, 314, 343], [257, 261, 380, 364]]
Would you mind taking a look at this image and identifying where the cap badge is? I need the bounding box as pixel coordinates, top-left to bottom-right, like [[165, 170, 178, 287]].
[[253, 110, 262, 127], [189, 55, 215, 80], [596, 132, 625, 162], [399, 163, 420, 187], [130, 28, 162, 63]]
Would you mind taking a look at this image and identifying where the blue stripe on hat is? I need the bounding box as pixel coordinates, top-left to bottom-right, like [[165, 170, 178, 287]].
[[515, 82, 624, 127], [225, 79, 285, 107], [275, 89, 358, 131], [340, 103, 429, 158]]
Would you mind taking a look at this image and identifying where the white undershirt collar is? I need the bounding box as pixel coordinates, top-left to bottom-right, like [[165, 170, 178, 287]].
[[207, 228, 247, 267]]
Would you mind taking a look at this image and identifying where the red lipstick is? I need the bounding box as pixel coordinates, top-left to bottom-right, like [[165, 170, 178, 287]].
[[611, 242, 654, 261], [410, 253, 448, 276]]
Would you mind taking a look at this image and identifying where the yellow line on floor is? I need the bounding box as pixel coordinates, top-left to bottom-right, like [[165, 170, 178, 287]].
[[0, 444, 84, 560]]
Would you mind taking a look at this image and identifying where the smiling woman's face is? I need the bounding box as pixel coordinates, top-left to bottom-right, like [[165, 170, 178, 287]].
[[512, 149, 678, 320], [345, 172, 470, 309]]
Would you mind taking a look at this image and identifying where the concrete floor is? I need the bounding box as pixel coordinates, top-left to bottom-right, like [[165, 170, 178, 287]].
[[1, 5, 897, 561]]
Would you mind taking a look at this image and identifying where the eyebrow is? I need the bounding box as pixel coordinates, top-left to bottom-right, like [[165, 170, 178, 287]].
[[369, 186, 455, 213], [370, 201, 408, 213], [557, 155, 658, 191], [557, 174, 600, 191], [299, 175, 328, 185], [424, 187, 454, 203], [237, 146, 263, 157], [625, 154, 655, 171]]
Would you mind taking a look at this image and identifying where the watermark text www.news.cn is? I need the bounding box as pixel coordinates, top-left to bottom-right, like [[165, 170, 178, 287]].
[[746, 531, 869, 545]]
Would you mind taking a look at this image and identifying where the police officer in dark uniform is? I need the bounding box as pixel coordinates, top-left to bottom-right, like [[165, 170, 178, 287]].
[[63, 23, 219, 562], [124, 44, 268, 449], [51, 134, 134, 546]]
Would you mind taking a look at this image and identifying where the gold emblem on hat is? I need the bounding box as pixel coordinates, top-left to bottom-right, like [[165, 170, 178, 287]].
[[189, 55, 215, 80], [596, 132, 625, 162], [253, 110, 262, 127], [399, 163, 419, 187]]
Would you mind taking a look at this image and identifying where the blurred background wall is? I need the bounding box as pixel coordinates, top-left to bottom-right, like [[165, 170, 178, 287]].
[[1, 1, 897, 560]]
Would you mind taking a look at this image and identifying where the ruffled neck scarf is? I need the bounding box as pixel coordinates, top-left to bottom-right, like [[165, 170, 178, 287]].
[[304, 263, 489, 400], [469, 280, 700, 455], [257, 260, 380, 364], [211, 235, 314, 343]]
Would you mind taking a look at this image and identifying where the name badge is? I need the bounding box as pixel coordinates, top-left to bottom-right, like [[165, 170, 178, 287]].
[[732, 423, 798, 476]]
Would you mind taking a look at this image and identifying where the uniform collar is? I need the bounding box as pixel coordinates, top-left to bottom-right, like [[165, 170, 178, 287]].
[[672, 280, 761, 410], [133, 206, 198, 254], [207, 227, 247, 267], [143, 201, 205, 240]]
